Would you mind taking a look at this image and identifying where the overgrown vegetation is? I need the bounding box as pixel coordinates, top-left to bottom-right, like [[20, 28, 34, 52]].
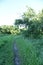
[[15, 7, 43, 38], [15, 36, 43, 65], [0, 35, 15, 65], [0, 25, 20, 35], [0, 7, 43, 65]]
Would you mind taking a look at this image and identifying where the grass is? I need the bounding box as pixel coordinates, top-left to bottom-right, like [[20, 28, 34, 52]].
[[0, 34, 15, 65], [15, 36, 43, 65], [0, 34, 43, 65]]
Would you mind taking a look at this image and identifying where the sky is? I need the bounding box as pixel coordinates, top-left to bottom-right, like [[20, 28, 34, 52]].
[[0, 0, 43, 25]]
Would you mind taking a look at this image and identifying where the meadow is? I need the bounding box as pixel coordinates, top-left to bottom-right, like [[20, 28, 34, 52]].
[[0, 34, 15, 65], [0, 2, 43, 65], [15, 36, 43, 65], [0, 34, 43, 65]]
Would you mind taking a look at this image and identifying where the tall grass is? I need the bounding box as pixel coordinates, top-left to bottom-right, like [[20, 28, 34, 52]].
[[15, 36, 43, 65], [0, 34, 43, 65], [0, 35, 15, 65]]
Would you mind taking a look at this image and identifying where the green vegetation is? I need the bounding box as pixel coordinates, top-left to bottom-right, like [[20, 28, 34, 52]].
[[15, 7, 43, 38], [0, 7, 43, 65], [0, 34, 43, 65], [15, 36, 43, 65], [0, 35, 15, 65], [0, 25, 20, 35]]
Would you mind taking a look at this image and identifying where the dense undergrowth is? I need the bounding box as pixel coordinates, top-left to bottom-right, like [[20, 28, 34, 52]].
[[0, 34, 15, 65], [15, 36, 43, 65], [0, 34, 43, 65]]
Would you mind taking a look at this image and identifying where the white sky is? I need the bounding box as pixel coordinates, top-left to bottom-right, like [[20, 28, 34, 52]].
[[0, 0, 43, 25]]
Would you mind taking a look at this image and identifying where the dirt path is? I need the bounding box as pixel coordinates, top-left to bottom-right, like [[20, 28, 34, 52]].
[[13, 43, 20, 65]]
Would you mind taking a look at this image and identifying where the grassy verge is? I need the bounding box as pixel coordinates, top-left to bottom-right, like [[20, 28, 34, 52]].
[[15, 36, 43, 65], [0, 34, 43, 65], [0, 34, 15, 65]]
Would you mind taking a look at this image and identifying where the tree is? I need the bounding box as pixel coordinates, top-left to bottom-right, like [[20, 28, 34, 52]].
[[22, 7, 36, 20], [15, 19, 24, 25], [14, 7, 43, 38], [38, 9, 43, 33], [22, 7, 42, 38], [15, 7, 36, 27]]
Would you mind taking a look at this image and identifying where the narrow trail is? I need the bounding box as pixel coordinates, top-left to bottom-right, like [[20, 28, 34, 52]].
[[13, 43, 20, 65]]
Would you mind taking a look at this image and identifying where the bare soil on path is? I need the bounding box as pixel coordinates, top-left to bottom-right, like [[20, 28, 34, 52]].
[[13, 42, 20, 65]]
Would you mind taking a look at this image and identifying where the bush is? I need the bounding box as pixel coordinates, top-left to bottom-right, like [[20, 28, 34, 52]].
[[23, 21, 42, 38]]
